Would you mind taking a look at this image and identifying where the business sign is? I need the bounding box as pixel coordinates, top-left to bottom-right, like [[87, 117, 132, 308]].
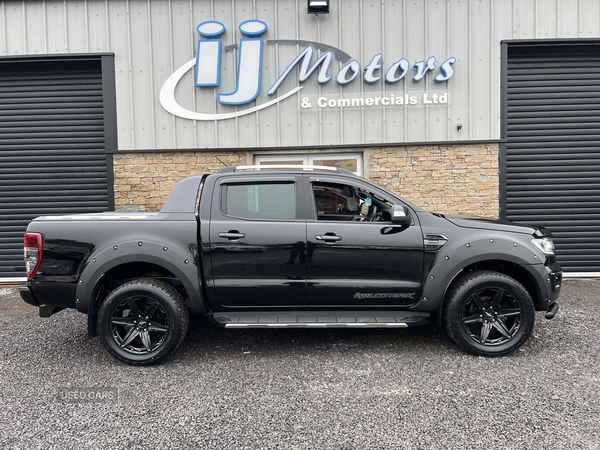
[[160, 20, 456, 121]]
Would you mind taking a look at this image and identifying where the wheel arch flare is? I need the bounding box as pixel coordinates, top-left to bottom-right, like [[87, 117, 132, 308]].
[[415, 235, 551, 324], [75, 240, 206, 316]]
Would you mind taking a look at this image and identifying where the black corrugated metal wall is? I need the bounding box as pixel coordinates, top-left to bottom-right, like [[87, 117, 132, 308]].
[[503, 42, 600, 273], [0, 56, 115, 279]]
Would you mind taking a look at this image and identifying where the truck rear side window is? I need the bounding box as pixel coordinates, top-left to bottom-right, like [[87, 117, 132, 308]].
[[223, 183, 295, 220]]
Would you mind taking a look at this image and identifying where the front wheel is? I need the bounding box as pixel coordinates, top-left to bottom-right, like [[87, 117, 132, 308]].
[[97, 278, 189, 365], [444, 270, 535, 357]]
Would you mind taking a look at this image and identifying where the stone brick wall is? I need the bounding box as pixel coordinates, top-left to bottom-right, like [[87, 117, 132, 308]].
[[112, 143, 499, 217], [369, 143, 499, 218], [112, 152, 248, 211]]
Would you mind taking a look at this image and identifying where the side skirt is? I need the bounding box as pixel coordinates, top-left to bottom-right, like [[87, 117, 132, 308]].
[[213, 311, 429, 328]]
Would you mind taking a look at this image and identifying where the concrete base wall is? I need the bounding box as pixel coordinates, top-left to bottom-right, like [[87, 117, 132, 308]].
[[113, 143, 499, 217]]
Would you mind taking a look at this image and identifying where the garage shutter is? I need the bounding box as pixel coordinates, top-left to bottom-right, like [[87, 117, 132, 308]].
[[0, 58, 112, 279], [504, 43, 600, 274]]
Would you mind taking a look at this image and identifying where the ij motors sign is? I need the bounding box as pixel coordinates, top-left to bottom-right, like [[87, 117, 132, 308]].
[[160, 20, 456, 121]]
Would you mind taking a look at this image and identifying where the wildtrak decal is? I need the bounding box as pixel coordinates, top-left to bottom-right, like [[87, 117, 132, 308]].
[[354, 292, 415, 300]]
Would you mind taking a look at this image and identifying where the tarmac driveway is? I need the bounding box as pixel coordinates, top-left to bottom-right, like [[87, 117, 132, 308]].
[[0, 279, 599, 449]]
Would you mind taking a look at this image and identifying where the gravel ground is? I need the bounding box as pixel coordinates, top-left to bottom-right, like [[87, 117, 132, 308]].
[[0, 280, 599, 449]]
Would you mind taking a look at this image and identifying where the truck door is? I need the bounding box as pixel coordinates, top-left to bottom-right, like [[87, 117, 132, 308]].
[[207, 175, 307, 308], [304, 176, 425, 306]]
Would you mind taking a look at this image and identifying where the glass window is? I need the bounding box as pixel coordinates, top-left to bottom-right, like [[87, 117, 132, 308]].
[[259, 159, 304, 167], [313, 182, 393, 222], [223, 183, 295, 220], [312, 157, 358, 173], [254, 153, 363, 175]]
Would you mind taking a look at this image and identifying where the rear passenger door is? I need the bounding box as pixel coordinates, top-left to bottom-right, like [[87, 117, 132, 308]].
[[207, 175, 307, 309]]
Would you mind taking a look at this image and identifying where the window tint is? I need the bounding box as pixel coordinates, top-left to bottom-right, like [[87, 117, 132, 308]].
[[313, 182, 393, 222], [314, 183, 358, 216], [224, 183, 295, 220]]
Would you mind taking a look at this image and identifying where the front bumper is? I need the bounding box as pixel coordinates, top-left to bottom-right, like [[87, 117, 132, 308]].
[[545, 301, 559, 319], [544, 268, 562, 319], [549, 270, 562, 300], [544, 253, 563, 319]]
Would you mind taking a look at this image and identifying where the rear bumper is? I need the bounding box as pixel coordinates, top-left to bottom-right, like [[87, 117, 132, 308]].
[[19, 285, 40, 307], [20, 283, 72, 318], [19, 282, 77, 309]]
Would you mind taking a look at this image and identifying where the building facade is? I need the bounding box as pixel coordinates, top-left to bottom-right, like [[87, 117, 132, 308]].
[[1, 0, 600, 278]]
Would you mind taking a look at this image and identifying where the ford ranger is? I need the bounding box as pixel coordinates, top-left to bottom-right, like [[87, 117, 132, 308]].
[[19, 165, 562, 365]]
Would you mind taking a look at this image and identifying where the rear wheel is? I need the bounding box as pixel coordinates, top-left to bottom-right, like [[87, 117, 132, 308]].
[[444, 270, 535, 356], [97, 278, 189, 365]]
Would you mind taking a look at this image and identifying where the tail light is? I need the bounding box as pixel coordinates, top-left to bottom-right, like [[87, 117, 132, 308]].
[[24, 232, 43, 278]]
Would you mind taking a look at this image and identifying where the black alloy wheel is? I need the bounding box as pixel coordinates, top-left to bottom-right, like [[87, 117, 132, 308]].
[[110, 296, 169, 354], [97, 278, 189, 365], [444, 270, 535, 356]]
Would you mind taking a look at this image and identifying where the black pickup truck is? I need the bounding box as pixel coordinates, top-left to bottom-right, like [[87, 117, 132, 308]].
[[20, 165, 562, 365]]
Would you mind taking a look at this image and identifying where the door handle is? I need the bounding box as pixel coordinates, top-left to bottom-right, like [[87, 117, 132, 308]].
[[315, 234, 342, 243], [218, 231, 246, 240]]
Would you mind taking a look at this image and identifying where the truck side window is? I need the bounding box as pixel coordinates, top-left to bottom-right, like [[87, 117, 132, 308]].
[[313, 182, 393, 222], [223, 182, 295, 220]]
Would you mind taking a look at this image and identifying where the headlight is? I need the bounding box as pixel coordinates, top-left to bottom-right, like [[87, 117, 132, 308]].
[[532, 237, 555, 256]]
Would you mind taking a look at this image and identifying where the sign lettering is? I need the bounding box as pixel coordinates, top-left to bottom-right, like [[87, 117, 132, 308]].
[[160, 20, 456, 121]]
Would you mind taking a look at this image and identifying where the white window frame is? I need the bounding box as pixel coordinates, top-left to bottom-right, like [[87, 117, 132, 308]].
[[254, 153, 363, 176]]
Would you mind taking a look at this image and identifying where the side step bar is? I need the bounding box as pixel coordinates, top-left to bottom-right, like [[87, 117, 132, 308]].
[[213, 311, 429, 328]]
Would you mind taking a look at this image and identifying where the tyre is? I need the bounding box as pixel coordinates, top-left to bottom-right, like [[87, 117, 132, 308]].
[[444, 270, 535, 357], [97, 278, 189, 365]]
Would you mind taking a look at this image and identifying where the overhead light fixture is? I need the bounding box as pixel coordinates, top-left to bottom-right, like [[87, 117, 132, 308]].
[[308, 0, 329, 14]]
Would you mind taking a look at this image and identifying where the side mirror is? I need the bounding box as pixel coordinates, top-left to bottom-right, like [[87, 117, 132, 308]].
[[391, 205, 412, 225]]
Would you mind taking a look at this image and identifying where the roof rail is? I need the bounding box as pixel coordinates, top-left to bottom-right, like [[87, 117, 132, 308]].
[[234, 164, 339, 172], [216, 164, 358, 176]]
